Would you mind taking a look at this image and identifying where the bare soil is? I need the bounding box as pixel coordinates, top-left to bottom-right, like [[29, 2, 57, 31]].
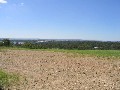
[[0, 50, 120, 90]]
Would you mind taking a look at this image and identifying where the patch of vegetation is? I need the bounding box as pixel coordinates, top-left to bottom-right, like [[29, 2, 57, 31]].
[[49, 49, 120, 58], [19, 41, 120, 50], [1, 47, 120, 58], [0, 70, 19, 90]]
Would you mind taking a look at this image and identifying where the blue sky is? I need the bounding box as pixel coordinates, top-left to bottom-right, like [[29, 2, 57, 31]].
[[0, 0, 120, 41]]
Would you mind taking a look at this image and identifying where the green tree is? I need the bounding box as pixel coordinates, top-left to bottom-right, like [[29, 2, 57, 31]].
[[2, 39, 10, 46], [0, 42, 3, 46]]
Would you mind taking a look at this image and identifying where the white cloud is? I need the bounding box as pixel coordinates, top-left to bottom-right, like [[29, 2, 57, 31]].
[[0, 0, 7, 4]]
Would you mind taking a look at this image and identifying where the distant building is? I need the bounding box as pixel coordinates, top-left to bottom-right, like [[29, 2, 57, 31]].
[[94, 47, 99, 49], [36, 40, 47, 43], [13, 41, 25, 45], [18, 42, 25, 45]]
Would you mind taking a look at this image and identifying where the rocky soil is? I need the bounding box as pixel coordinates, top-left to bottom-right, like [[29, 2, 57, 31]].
[[0, 50, 120, 90]]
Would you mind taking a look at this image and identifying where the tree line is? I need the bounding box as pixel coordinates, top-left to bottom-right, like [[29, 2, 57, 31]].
[[0, 39, 120, 50], [21, 41, 120, 50]]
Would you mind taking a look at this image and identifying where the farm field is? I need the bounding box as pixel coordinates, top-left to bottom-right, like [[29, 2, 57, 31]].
[[0, 49, 120, 90]]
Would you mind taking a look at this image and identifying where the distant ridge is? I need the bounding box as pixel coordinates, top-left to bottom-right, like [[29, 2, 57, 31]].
[[0, 38, 120, 42]]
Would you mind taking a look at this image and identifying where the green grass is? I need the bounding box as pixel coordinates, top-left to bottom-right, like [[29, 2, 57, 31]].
[[0, 69, 19, 89], [45, 49, 120, 58], [0, 47, 120, 58]]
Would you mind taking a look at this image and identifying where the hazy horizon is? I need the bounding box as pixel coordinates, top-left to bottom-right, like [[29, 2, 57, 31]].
[[0, 0, 120, 41], [0, 38, 120, 42]]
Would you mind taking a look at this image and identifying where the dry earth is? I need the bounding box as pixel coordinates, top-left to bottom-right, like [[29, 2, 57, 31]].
[[0, 50, 120, 90]]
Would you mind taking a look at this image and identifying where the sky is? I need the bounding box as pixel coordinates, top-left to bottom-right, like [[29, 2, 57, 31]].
[[0, 0, 120, 41]]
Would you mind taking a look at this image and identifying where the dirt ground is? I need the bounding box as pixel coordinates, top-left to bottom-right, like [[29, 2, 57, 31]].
[[0, 50, 120, 90]]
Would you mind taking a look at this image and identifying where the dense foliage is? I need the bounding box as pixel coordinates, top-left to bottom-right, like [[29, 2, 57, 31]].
[[0, 39, 120, 50], [0, 39, 10, 47], [20, 41, 120, 50]]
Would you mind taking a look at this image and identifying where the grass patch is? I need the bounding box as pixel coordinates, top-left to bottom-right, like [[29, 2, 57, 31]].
[[0, 69, 19, 89], [0, 47, 120, 58], [50, 49, 120, 58], [36, 49, 120, 58]]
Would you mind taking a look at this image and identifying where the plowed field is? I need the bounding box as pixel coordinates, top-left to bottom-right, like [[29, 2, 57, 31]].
[[0, 50, 120, 90]]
